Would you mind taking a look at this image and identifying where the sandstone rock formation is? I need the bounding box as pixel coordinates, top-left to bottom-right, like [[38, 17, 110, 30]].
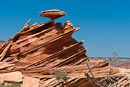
[[0, 39, 5, 48], [39, 9, 66, 19], [0, 10, 129, 87]]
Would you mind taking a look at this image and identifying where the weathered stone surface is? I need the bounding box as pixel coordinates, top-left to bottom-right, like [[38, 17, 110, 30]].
[[0, 79, 4, 84], [0, 62, 14, 69], [119, 68, 130, 77], [0, 41, 13, 61], [21, 76, 40, 87], [39, 9, 66, 19], [20, 18, 31, 32], [0, 39, 5, 48], [0, 71, 23, 82], [0, 9, 128, 87]]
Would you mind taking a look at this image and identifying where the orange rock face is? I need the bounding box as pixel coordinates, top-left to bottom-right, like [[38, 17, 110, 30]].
[[0, 39, 5, 48], [0, 10, 128, 87], [0, 11, 88, 74]]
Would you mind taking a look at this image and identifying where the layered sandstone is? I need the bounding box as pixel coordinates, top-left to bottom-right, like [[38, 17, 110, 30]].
[[0, 39, 5, 48], [0, 9, 129, 87]]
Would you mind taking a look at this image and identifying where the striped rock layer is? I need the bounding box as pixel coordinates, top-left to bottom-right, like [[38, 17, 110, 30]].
[[0, 10, 88, 74], [0, 10, 129, 87]]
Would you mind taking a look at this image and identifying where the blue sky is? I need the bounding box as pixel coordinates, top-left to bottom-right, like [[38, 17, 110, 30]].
[[0, 0, 130, 57]]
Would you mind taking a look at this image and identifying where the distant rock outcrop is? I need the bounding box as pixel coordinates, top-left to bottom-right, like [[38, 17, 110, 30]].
[[115, 62, 130, 69]]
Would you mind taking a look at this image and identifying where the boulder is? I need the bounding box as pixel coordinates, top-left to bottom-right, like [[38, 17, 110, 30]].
[[0, 71, 23, 82], [21, 76, 40, 87]]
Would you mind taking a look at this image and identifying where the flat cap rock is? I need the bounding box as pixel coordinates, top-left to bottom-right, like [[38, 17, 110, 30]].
[[39, 9, 66, 19]]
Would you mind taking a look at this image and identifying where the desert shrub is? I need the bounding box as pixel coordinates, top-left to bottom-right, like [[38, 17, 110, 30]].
[[0, 82, 21, 87], [51, 69, 68, 82]]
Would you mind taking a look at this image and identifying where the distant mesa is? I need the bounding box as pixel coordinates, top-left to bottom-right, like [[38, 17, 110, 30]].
[[114, 62, 130, 69]]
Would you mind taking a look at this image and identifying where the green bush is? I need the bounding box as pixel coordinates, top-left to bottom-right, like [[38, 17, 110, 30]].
[[52, 70, 68, 82], [0, 83, 21, 87]]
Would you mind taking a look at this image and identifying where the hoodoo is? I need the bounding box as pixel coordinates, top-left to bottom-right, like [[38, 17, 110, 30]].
[[0, 10, 129, 87]]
